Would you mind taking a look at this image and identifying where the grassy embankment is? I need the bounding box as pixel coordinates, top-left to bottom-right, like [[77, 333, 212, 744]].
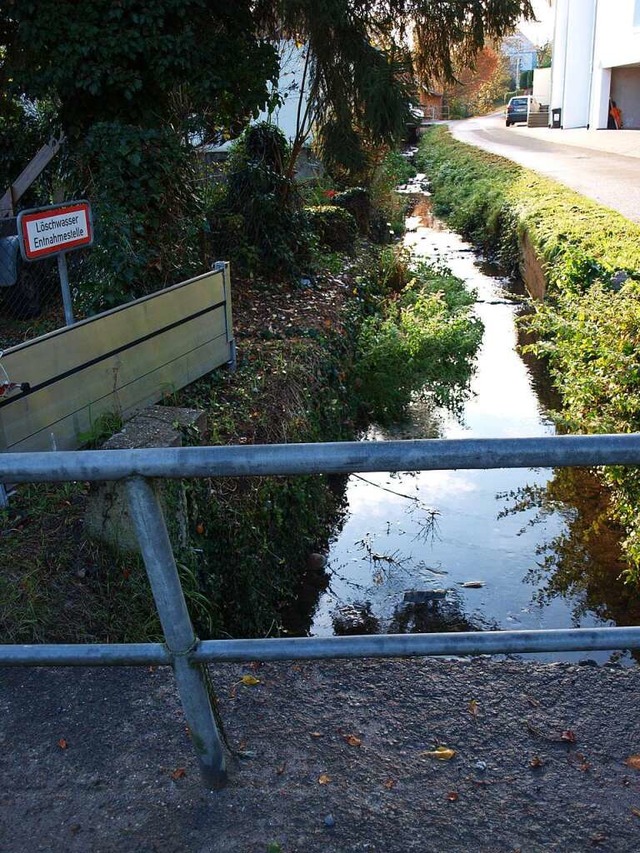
[[0, 201, 482, 644], [417, 125, 640, 578]]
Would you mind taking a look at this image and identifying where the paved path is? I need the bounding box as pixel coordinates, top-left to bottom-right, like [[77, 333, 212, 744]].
[[447, 115, 640, 224], [2, 658, 640, 852]]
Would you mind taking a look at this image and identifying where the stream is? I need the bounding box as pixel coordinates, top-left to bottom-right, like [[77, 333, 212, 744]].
[[308, 187, 640, 665]]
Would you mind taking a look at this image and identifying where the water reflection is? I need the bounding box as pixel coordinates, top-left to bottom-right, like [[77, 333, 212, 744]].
[[502, 468, 640, 639], [303, 197, 636, 664]]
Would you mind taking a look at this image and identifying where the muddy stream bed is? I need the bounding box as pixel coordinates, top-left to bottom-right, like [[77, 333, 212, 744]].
[[305, 190, 640, 665]]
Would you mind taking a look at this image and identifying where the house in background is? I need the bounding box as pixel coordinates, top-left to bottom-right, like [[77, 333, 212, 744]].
[[551, 0, 640, 129], [501, 31, 538, 86], [418, 85, 446, 121]]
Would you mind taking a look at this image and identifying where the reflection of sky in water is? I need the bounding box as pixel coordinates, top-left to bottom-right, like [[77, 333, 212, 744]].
[[312, 207, 623, 663]]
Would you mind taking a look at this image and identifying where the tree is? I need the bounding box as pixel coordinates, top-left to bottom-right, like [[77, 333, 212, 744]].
[[255, 1, 534, 177], [0, 1, 534, 303], [537, 41, 553, 69], [1, 1, 278, 141], [445, 45, 511, 119], [0, 1, 280, 306]]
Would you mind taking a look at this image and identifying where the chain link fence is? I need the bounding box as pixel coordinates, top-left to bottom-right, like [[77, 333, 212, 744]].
[[0, 215, 64, 350], [0, 216, 60, 320]]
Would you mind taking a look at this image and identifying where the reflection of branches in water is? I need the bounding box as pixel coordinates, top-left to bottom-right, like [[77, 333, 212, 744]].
[[497, 469, 640, 643], [352, 473, 441, 545], [496, 483, 575, 535], [355, 533, 410, 586]]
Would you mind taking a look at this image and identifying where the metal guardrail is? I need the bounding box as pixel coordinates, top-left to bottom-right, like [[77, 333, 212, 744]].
[[3, 433, 640, 789]]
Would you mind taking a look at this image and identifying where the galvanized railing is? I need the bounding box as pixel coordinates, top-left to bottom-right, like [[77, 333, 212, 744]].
[[3, 434, 640, 789]]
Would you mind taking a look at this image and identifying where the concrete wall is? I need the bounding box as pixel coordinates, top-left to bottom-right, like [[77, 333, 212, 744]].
[[562, 0, 597, 128], [533, 67, 552, 106]]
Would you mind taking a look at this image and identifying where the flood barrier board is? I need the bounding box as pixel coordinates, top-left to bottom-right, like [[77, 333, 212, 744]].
[[0, 265, 233, 452]]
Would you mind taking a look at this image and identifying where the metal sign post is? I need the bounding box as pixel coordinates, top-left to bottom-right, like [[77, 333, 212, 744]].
[[17, 200, 93, 326], [57, 252, 75, 325]]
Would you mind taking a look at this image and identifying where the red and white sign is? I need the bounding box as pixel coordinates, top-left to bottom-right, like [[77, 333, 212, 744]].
[[18, 201, 93, 261]]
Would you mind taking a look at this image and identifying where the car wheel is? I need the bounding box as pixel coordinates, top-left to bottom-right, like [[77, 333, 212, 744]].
[[505, 120, 511, 127]]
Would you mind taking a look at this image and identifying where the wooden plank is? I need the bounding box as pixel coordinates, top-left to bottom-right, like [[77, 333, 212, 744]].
[[0, 268, 232, 452], [0, 134, 66, 218]]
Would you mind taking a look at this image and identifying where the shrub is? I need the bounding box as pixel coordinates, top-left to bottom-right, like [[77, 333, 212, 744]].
[[71, 123, 204, 313], [354, 259, 483, 422], [331, 187, 371, 234], [304, 205, 358, 252], [206, 123, 312, 276]]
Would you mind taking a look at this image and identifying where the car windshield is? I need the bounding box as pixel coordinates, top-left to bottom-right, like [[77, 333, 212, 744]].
[[510, 98, 528, 107]]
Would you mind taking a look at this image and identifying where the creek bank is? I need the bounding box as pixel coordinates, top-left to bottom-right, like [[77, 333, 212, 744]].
[[0, 236, 480, 644], [416, 125, 640, 582]]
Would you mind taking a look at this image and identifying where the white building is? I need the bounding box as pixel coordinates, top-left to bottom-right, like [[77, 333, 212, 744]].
[[551, 0, 640, 128]]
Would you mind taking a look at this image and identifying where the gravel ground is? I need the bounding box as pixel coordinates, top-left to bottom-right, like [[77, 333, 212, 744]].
[[2, 657, 640, 852]]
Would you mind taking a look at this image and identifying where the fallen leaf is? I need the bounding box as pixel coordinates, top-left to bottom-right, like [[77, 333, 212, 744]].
[[574, 752, 591, 772], [171, 768, 186, 780], [276, 762, 287, 776], [468, 699, 480, 718], [344, 734, 362, 747], [446, 791, 459, 802], [631, 807, 640, 819], [561, 730, 577, 743], [310, 731, 324, 739], [384, 779, 395, 790], [318, 773, 331, 785], [625, 755, 640, 770], [195, 522, 205, 535], [420, 746, 456, 761], [529, 755, 544, 768], [57, 738, 68, 750], [240, 675, 260, 686]]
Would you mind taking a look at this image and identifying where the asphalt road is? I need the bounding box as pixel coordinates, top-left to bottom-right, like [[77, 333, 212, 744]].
[[448, 115, 640, 224]]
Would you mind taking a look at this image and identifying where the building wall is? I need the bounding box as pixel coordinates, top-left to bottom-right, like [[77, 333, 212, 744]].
[[551, 0, 596, 128], [553, 0, 640, 129]]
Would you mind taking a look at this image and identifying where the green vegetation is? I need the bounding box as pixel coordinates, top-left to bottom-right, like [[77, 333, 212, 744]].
[[305, 205, 358, 252], [417, 125, 640, 578], [354, 254, 483, 422], [1, 1, 533, 308], [0, 233, 484, 642]]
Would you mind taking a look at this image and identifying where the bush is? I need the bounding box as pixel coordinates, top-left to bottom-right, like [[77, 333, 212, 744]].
[[304, 205, 358, 252], [71, 123, 204, 313], [206, 123, 311, 276], [331, 187, 371, 234], [354, 259, 483, 422]]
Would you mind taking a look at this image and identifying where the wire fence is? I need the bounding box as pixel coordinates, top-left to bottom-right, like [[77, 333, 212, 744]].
[[0, 216, 60, 329]]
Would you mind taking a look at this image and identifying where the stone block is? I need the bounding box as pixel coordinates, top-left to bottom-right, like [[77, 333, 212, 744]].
[[84, 406, 206, 552]]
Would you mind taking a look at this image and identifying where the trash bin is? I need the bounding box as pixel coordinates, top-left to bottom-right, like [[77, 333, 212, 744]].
[[551, 108, 562, 129]]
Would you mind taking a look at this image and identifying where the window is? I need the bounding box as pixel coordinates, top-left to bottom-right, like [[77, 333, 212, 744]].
[[635, 0, 640, 28]]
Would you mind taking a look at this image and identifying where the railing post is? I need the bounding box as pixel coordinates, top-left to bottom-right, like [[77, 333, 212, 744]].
[[125, 476, 227, 789]]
